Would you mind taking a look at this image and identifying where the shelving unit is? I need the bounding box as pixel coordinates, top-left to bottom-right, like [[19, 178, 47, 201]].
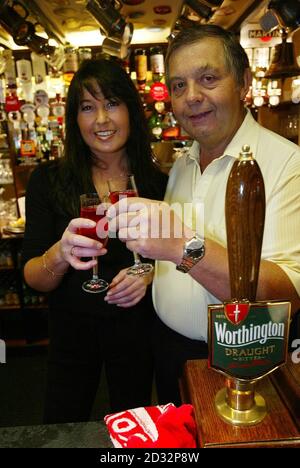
[[0, 234, 48, 347], [257, 101, 300, 145]]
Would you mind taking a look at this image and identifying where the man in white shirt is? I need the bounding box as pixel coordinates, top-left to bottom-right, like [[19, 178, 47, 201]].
[[108, 24, 300, 405]]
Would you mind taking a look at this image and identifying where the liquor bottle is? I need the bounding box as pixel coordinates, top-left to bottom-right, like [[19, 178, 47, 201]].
[[134, 49, 147, 91], [0, 102, 9, 150], [50, 136, 64, 160], [37, 127, 50, 161], [63, 45, 78, 89], [20, 124, 36, 164], [150, 46, 165, 83], [148, 107, 163, 142], [3, 50, 17, 91], [16, 59, 33, 102], [51, 93, 65, 124], [31, 52, 47, 87], [78, 47, 92, 64], [122, 57, 130, 75]]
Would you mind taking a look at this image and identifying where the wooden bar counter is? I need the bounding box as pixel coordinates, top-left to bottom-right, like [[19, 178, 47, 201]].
[[180, 357, 300, 448]]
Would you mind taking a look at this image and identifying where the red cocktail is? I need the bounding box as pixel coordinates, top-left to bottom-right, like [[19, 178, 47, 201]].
[[109, 189, 137, 204], [79, 193, 109, 293], [79, 206, 108, 245], [107, 175, 153, 276]]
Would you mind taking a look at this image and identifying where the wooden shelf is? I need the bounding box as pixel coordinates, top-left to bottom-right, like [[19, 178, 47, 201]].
[[6, 338, 49, 349], [0, 265, 14, 271], [23, 304, 48, 310], [0, 304, 21, 311]]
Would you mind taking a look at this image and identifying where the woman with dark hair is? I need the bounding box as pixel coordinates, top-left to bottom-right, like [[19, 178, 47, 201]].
[[22, 58, 168, 424]]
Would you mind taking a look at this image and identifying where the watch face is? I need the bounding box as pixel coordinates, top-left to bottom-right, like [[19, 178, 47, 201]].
[[186, 236, 204, 251], [185, 236, 205, 260], [177, 236, 205, 272]]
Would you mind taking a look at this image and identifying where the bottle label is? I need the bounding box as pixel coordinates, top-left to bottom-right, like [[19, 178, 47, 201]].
[[64, 50, 78, 73], [16, 59, 32, 84], [5, 95, 20, 112], [21, 139, 35, 157], [150, 82, 169, 102], [150, 54, 165, 74]]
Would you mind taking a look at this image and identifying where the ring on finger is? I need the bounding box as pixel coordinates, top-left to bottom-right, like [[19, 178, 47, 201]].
[[70, 246, 76, 256]]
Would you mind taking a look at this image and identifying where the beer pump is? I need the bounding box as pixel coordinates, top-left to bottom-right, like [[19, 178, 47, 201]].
[[181, 146, 299, 447], [208, 144, 290, 426]]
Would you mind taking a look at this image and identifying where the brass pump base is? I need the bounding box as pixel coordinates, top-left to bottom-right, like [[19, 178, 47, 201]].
[[215, 387, 267, 426]]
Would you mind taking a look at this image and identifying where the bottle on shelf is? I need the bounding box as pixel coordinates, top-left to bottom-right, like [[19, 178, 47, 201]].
[[36, 126, 50, 161], [50, 93, 65, 122], [31, 52, 47, 87], [78, 47, 92, 64], [3, 50, 17, 93], [0, 102, 9, 150], [20, 123, 36, 164], [134, 49, 147, 92], [50, 136, 64, 160], [148, 101, 165, 142], [63, 45, 79, 91], [16, 59, 33, 102], [150, 46, 165, 83]]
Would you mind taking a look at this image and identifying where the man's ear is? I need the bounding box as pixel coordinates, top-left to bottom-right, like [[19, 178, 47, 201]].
[[240, 67, 252, 101]]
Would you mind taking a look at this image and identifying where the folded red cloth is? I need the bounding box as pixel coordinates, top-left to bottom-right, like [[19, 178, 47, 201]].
[[104, 403, 197, 448]]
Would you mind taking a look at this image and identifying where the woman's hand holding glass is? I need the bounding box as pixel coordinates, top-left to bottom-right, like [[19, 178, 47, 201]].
[[59, 193, 108, 293], [60, 217, 106, 271]]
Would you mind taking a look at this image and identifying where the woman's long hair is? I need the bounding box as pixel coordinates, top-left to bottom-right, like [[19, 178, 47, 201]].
[[50, 57, 163, 217]]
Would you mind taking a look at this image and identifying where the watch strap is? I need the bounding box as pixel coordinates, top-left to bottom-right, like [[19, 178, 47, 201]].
[[176, 235, 205, 273], [176, 256, 197, 273]]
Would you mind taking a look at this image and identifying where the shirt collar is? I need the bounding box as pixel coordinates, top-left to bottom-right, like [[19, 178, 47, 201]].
[[186, 108, 259, 165], [223, 108, 259, 159]]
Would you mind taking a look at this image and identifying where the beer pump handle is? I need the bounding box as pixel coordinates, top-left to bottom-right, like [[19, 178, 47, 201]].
[[225, 145, 265, 302]]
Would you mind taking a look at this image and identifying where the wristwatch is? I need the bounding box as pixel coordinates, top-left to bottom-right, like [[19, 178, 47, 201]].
[[176, 234, 205, 273]]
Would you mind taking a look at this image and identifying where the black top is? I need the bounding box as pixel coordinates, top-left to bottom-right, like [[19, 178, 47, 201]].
[[22, 162, 168, 318]]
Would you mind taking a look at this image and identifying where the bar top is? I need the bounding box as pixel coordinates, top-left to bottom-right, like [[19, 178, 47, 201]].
[[0, 421, 113, 448]]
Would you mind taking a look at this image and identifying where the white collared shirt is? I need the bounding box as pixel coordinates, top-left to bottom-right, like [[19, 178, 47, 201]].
[[153, 110, 300, 341]]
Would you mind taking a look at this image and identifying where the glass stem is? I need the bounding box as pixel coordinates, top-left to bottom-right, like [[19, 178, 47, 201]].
[[133, 252, 141, 266], [92, 256, 99, 280]]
